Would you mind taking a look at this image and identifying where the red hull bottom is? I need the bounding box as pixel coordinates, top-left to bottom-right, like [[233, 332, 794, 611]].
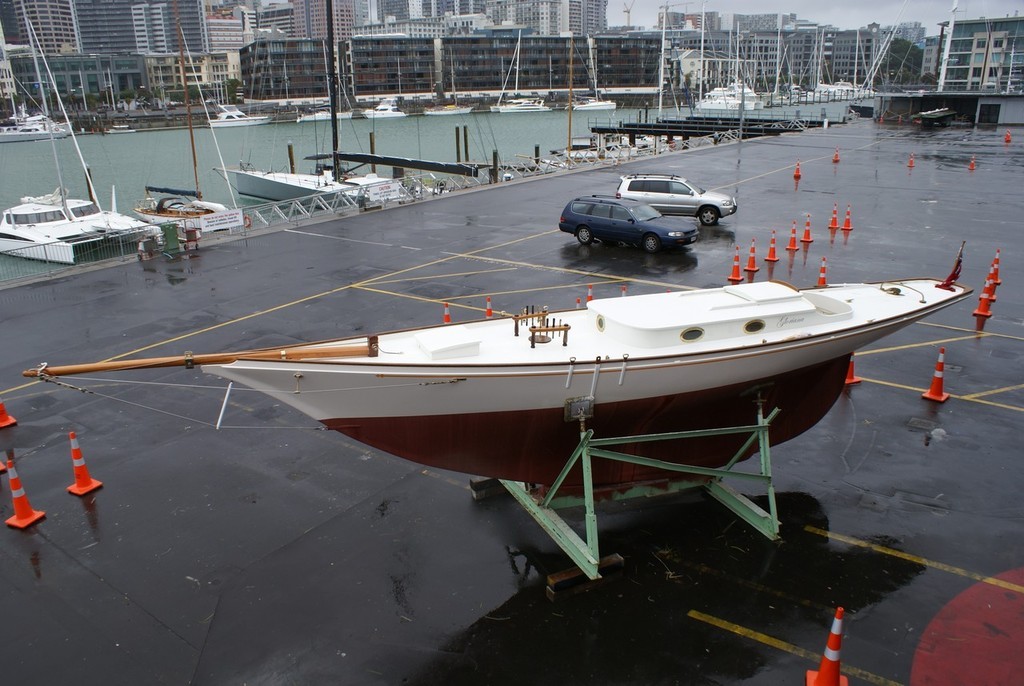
[[324, 355, 851, 490]]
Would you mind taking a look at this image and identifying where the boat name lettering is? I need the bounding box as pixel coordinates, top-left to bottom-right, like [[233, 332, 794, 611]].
[[777, 316, 804, 327]]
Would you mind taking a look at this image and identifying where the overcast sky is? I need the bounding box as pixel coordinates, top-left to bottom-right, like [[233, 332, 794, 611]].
[[621, 0, 1022, 35]]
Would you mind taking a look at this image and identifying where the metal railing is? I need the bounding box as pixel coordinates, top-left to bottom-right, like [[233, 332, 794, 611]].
[[1, 135, 711, 285]]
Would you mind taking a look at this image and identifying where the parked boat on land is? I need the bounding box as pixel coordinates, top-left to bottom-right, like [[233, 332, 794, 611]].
[[25, 276, 971, 490]]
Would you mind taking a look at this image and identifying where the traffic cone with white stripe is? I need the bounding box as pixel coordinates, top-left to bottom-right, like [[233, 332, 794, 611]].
[[765, 230, 780, 262], [828, 203, 839, 230], [806, 607, 849, 686], [907, 152, 915, 168], [801, 214, 814, 244], [744, 238, 760, 273], [990, 248, 1001, 285], [727, 245, 743, 283], [817, 257, 828, 286], [786, 221, 799, 252], [832, 147, 840, 163], [968, 155, 976, 171], [841, 204, 853, 232], [485, 297, 493, 318], [982, 266, 998, 303], [794, 160, 802, 179], [587, 284, 594, 302], [5, 457, 46, 529], [0, 396, 16, 429], [973, 282, 994, 320], [922, 347, 950, 403], [442, 302, 452, 323], [66, 432, 103, 496]]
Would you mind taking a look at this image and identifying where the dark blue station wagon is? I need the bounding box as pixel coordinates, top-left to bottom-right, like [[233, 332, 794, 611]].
[[558, 195, 700, 254]]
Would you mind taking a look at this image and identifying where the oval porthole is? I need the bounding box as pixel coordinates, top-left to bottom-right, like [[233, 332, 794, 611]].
[[680, 327, 704, 342], [596, 315, 605, 332], [744, 319, 766, 334]]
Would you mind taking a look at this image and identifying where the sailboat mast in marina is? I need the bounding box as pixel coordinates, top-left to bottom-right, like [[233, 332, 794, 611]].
[[134, 24, 228, 227]]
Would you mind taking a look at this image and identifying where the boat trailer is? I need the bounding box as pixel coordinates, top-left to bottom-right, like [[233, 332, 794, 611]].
[[477, 402, 781, 597]]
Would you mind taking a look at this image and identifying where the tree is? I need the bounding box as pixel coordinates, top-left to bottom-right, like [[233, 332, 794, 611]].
[[880, 38, 924, 85], [225, 78, 242, 104]]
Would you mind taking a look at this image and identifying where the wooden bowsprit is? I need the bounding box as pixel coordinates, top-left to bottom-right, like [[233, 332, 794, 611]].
[[495, 400, 782, 596]]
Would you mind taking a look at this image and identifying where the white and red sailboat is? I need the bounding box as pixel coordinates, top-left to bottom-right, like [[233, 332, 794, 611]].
[[25, 276, 971, 491]]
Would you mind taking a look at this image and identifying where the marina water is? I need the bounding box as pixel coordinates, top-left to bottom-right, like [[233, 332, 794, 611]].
[[0, 108, 644, 213]]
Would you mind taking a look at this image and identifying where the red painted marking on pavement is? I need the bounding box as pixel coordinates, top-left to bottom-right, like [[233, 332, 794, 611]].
[[911, 566, 1024, 686]]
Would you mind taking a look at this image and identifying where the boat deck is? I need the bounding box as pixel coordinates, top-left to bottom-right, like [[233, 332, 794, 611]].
[[2, 119, 1023, 685]]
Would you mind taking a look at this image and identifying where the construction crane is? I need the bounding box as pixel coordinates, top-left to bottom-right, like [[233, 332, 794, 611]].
[[623, 0, 635, 29]]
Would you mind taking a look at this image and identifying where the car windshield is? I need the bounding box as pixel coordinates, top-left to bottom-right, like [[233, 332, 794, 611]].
[[631, 204, 662, 221]]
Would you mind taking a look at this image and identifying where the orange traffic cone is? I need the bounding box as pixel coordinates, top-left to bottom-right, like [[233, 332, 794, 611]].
[[817, 257, 829, 286], [832, 147, 840, 163], [727, 245, 743, 283], [765, 230, 780, 262], [806, 607, 850, 686], [968, 155, 976, 171], [907, 152, 915, 168], [845, 356, 862, 385], [67, 432, 103, 496], [794, 160, 802, 179], [443, 302, 452, 323], [1006, 129, 1012, 144], [5, 458, 46, 529], [587, 284, 594, 302], [982, 266, 998, 303], [0, 396, 16, 429], [801, 214, 814, 244], [621, 284, 628, 297], [841, 204, 853, 231], [990, 248, 1002, 285], [575, 297, 582, 309], [828, 203, 839, 230], [485, 297, 493, 318], [973, 283, 994, 319], [922, 347, 951, 402], [743, 238, 760, 273], [786, 221, 799, 252]]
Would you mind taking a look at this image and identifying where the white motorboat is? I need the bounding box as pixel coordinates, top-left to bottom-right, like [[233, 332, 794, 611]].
[[362, 99, 407, 119], [27, 276, 971, 489], [693, 83, 764, 113], [107, 124, 136, 134], [209, 104, 271, 128], [0, 113, 70, 143], [490, 98, 551, 113], [1, 189, 153, 264], [296, 107, 355, 123]]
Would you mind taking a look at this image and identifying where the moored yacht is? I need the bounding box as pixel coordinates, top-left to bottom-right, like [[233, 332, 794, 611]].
[[1, 189, 153, 264], [363, 99, 407, 119], [209, 104, 271, 128]]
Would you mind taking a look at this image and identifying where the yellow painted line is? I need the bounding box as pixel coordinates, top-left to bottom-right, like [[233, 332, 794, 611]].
[[672, 561, 834, 612], [856, 334, 983, 355], [920, 321, 1024, 342], [456, 252, 700, 291], [369, 266, 519, 285], [805, 526, 1024, 595], [854, 377, 1024, 413], [687, 610, 903, 686], [960, 383, 1024, 400]]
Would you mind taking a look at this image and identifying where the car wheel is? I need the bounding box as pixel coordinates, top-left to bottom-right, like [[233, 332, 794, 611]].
[[698, 206, 720, 226], [642, 233, 662, 254], [576, 226, 593, 245]]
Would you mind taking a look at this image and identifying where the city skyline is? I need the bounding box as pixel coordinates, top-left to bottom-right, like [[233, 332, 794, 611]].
[[621, 0, 1022, 34]]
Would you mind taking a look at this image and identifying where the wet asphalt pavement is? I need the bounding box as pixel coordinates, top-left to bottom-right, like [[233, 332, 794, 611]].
[[1, 118, 1022, 685]]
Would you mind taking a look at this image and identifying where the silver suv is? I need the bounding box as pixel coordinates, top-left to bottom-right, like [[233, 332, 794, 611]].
[[615, 174, 737, 225]]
